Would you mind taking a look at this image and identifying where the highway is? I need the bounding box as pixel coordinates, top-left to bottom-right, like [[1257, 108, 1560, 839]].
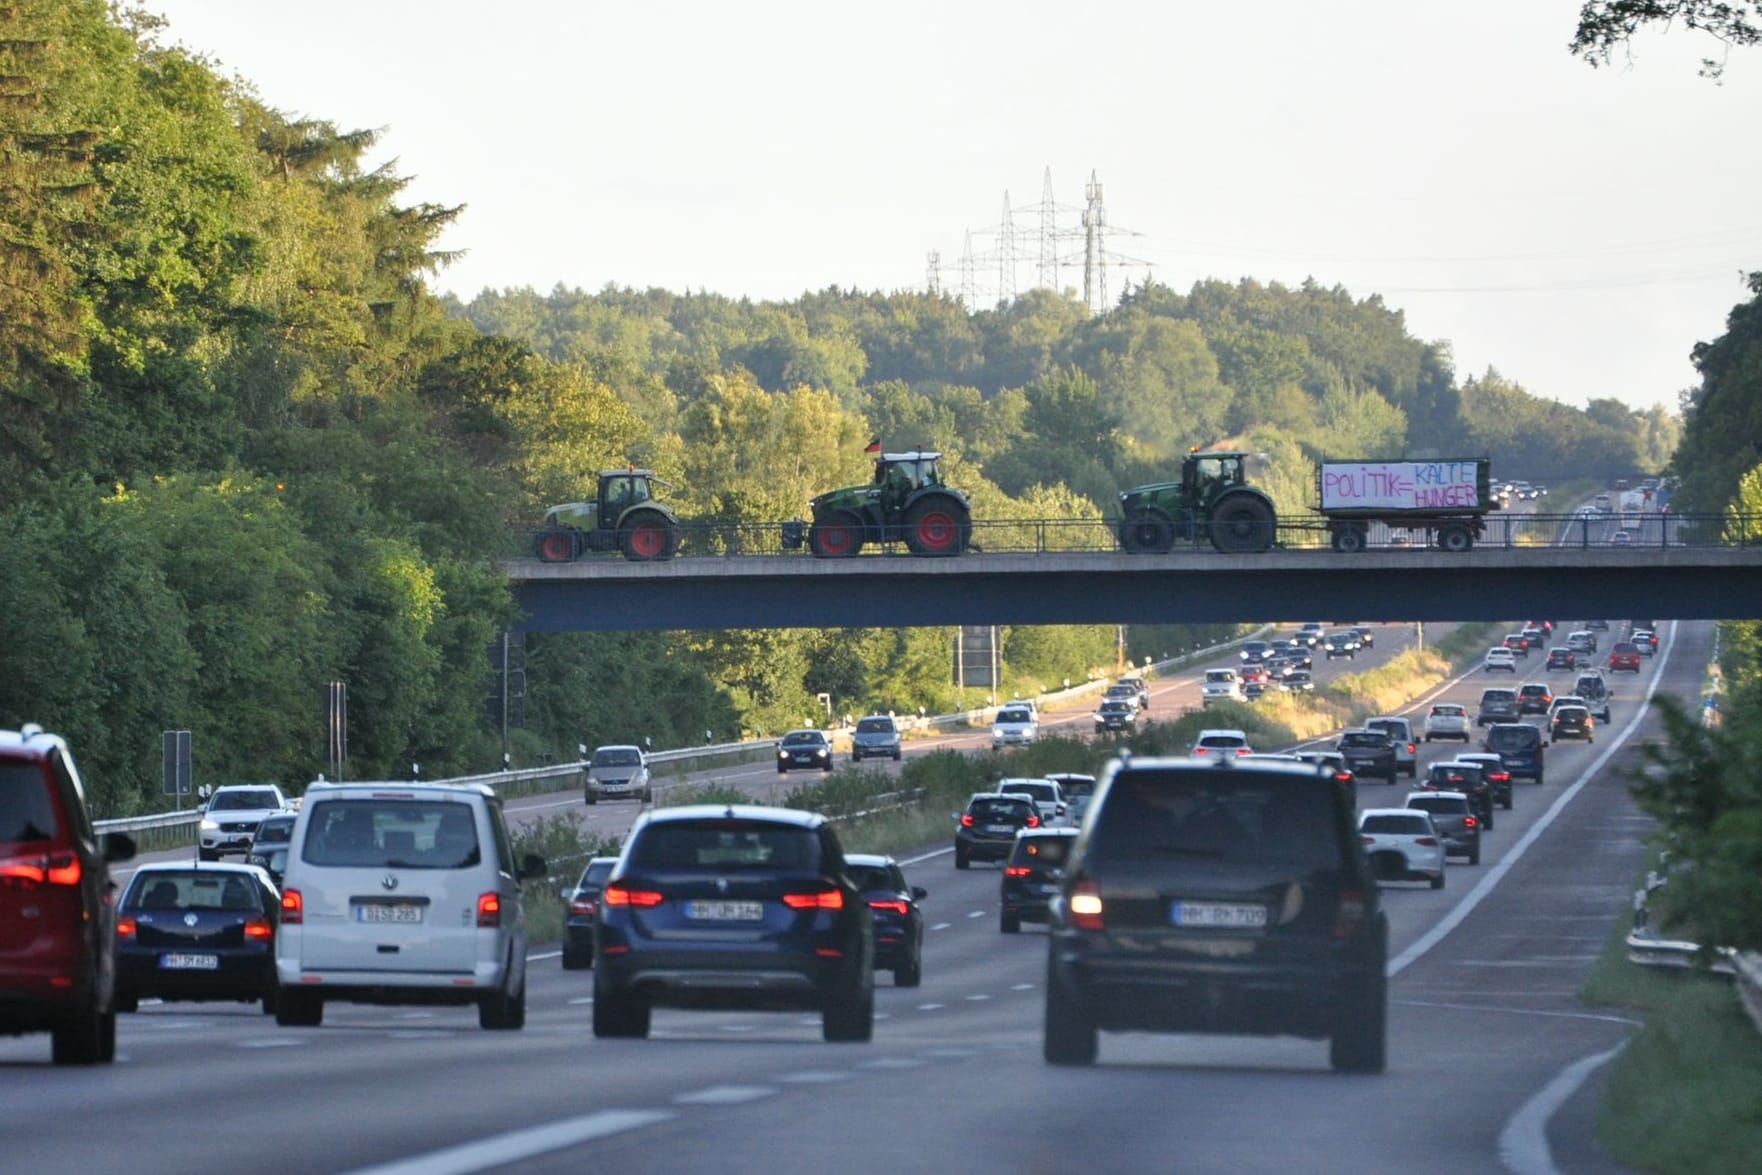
[[0, 616, 1684, 1175]]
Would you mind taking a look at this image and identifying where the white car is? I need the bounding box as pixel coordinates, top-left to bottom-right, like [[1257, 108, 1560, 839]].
[[1484, 647, 1517, 673], [991, 705, 1039, 749], [1189, 728, 1252, 758], [199, 784, 291, 861], [1357, 808, 1446, 889], [996, 778, 1067, 825], [1423, 703, 1472, 742], [1200, 668, 1245, 706]]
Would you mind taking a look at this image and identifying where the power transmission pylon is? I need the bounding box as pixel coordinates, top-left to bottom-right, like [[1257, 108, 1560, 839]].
[[959, 230, 976, 310], [1082, 170, 1107, 316], [998, 191, 1016, 304], [926, 250, 941, 296], [1038, 166, 1057, 292]]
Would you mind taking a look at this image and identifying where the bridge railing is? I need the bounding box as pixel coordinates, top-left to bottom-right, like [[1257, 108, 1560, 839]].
[[513, 510, 1757, 560]]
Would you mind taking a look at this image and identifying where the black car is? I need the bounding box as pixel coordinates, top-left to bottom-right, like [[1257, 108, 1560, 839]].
[[1335, 728, 1397, 783], [955, 793, 1042, 868], [1322, 632, 1360, 660], [1404, 791, 1481, 865], [246, 812, 296, 880], [1544, 647, 1577, 672], [1044, 757, 1388, 1073], [114, 864, 280, 1013], [845, 853, 926, 986], [1270, 640, 1313, 669], [1000, 828, 1078, 933], [1425, 761, 1494, 829], [592, 805, 874, 1042], [1453, 752, 1515, 811], [1093, 700, 1138, 733], [562, 856, 619, 970], [776, 729, 834, 774], [1350, 626, 1376, 648], [1550, 705, 1595, 744]]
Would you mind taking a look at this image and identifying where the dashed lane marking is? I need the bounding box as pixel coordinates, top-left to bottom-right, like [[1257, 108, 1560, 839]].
[[673, 1086, 776, 1106], [331, 1109, 675, 1175]]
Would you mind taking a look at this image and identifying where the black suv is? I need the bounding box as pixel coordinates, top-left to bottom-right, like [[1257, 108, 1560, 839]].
[[561, 856, 619, 970], [955, 793, 1041, 869], [844, 853, 926, 988], [1425, 761, 1494, 829], [1, 725, 136, 1064], [592, 805, 874, 1042], [1405, 791, 1481, 865], [1001, 828, 1078, 933], [1335, 728, 1397, 783], [1483, 722, 1546, 784], [1045, 757, 1387, 1073]]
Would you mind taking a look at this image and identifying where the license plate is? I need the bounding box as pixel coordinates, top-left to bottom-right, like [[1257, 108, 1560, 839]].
[[355, 903, 424, 924], [984, 824, 1013, 834], [685, 900, 764, 922], [159, 953, 218, 970], [1171, 901, 1267, 929]]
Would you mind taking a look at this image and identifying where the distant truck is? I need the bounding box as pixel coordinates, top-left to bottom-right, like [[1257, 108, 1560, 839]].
[[1316, 458, 1496, 552]]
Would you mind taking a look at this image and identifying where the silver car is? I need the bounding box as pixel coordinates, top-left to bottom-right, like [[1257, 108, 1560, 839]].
[[850, 715, 902, 763], [585, 745, 652, 804]]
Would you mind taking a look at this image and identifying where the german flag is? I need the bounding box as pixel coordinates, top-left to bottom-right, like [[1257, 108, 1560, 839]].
[[864, 437, 881, 454]]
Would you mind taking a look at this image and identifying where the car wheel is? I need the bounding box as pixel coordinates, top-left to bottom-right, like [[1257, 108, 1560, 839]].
[[1001, 912, 1021, 934], [641, 790, 653, 803], [1329, 967, 1387, 1074], [1469, 845, 1482, 866], [822, 979, 874, 1043], [850, 750, 861, 763], [954, 847, 970, 870], [894, 952, 922, 988], [114, 991, 139, 1015], [584, 790, 598, 805], [893, 750, 902, 761], [592, 983, 651, 1039], [561, 948, 590, 972], [51, 996, 104, 1065], [198, 847, 218, 862], [479, 976, 526, 1031], [275, 989, 323, 1027], [1430, 871, 1446, 890], [1043, 965, 1098, 1066]]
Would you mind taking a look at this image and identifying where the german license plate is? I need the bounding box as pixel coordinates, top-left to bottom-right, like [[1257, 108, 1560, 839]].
[[159, 953, 218, 970], [984, 824, 1013, 834], [355, 903, 423, 924], [1171, 901, 1267, 929], [685, 900, 764, 922]]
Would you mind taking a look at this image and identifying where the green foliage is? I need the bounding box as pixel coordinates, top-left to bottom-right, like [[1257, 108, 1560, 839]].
[[1572, 1, 1762, 79]]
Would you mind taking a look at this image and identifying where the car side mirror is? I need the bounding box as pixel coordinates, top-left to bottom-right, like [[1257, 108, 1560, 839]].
[[101, 832, 136, 864], [518, 853, 547, 881], [911, 886, 927, 900]]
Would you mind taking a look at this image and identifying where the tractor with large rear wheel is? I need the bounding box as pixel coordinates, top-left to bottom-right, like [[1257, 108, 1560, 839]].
[[533, 468, 683, 563], [1115, 450, 1278, 555], [784, 449, 972, 558]]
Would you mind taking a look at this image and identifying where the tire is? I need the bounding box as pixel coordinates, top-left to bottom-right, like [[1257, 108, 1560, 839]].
[[561, 947, 590, 972], [1438, 524, 1474, 553], [903, 496, 970, 556], [1333, 525, 1368, 554], [51, 997, 107, 1065], [535, 529, 576, 562], [893, 750, 902, 762], [1330, 969, 1388, 1074], [114, 992, 139, 1014], [1469, 845, 1482, 866], [808, 511, 864, 558], [1043, 966, 1098, 1066], [1001, 912, 1021, 934], [1209, 493, 1276, 553], [822, 980, 874, 1043], [584, 790, 598, 805], [592, 984, 651, 1039], [1119, 511, 1175, 554], [954, 846, 970, 870], [894, 953, 922, 988], [619, 514, 678, 562], [850, 750, 861, 764], [275, 989, 323, 1027], [1430, 871, 1446, 890], [479, 975, 526, 1030], [198, 848, 218, 862], [261, 986, 278, 1015]]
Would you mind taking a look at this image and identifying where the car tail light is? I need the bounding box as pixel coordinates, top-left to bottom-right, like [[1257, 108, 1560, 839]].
[[568, 897, 599, 916], [1463, 816, 1478, 829], [782, 888, 844, 911], [959, 814, 974, 828], [603, 883, 665, 908], [0, 852, 84, 887], [1004, 866, 1032, 877], [116, 916, 137, 941], [1334, 888, 1367, 939], [1335, 771, 1352, 783], [244, 918, 273, 941], [1235, 747, 1250, 757], [1489, 772, 1509, 783], [868, 899, 909, 915], [1069, 879, 1104, 931], [477, 892, 502, 928], [1405, 743, 1416, 755], [1415, 837, 1439, 846], [1359, 835, 1376, 846], [1025, 815, 1041, 829], [281, 888, 303, 924]]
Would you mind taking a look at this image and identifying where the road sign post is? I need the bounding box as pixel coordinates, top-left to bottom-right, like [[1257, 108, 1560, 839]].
[[162, 730, 192, 808]]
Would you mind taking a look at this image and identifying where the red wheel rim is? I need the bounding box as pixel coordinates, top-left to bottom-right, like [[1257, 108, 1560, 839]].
[[820, 525, 854, 556], [630, 524, 664, 559], [916, 510, 957, 551], [540, 533, 571, 561]]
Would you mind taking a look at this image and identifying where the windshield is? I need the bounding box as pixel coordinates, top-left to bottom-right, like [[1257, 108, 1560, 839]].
[[855, 718, 894, 734], [997, 709, 1032, 723], [592, 748, 642, 766], [210, 789, 280, 811], [781, 732, 825, 747]]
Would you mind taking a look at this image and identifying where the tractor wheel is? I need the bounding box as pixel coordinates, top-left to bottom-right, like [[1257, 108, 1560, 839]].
[[619, 513, 678, 562], [904, 497, 970, 556], [1438, 523, 1475, 553], [1119, 511, 1175, 554], [1332, 524, 1368, 554], [1209, 493, 1276, 553], [535, 530, 576, 562], [808, 512, 864, 558]]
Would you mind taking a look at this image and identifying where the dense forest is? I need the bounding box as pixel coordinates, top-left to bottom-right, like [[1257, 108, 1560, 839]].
[[0, 1, 1745, 819]]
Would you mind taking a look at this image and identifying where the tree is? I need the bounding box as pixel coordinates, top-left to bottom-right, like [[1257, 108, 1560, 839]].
[[1572, 1, 1762, 78], [1672, 272, 1762, 511]]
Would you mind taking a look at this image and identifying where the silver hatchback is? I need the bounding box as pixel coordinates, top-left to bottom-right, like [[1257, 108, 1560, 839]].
[[850, 715, 902, 763]]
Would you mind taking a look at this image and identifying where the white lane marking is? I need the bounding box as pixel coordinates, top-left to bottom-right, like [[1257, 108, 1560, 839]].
[[529, 950, 562, 961], [966, 910, 986, 919], [857, 1058, 926, 1070], [964, 993, 990, 1002], [775, 1070, 853, 1084], [874, 1012, 891, 1021], [930, 922, 952, 931], [916, 1003, 946, 1011], [673, 1086, 775, 1106], [1389, 624, 1675, 978], [719, 1024, 756, 1033], [1009, 983, 1035, 991], [567, 997, 594, 1006], [921, 1047, 979, 1058], [395, 1011, 437, 1020], [899, 846, 953, 865], [1498, 1043, 1629, 1175], [1399, 999, 1641, 1027], [388, 1030, 455, 1040], [331, 1109, 675, 1175], [237, 1038, 304, 1049]]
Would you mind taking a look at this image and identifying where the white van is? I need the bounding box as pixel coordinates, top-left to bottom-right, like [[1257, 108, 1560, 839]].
[[1201, 668, 1244, 706], [273, 782, 545, 1030]]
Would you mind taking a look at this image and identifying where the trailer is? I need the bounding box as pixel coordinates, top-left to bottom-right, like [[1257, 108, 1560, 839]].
[[1317, 458, 1496, 553]]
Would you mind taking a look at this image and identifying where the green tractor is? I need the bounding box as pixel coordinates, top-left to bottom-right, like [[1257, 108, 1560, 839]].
[[533, 468, 682, 562], [1115, 450, 1278, 554], [784, 449, 972, 557]]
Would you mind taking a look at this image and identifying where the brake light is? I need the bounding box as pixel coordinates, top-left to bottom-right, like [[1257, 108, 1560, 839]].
[[281, 888, 303, 924], [116, 916, 137, 941], [1415, 837, 1439, 846], [1004, 866, 1032, 877], [960, 814, 974, 828], [1463, 816, 1478, 829], [1025, 815, 1041, 829], [1335, 771, 1352, 783], [476, 892, 502, 928], [603, 884, 664, 908], [1069, 879, 1104, 931], [1235, 747, 1250, 756], [1405, 743, 1416, 755], [782, 888, 844, 911], [568, 897, 599, 917], [243, 918, 273, 942], [868, 899, 909, 915], [0, 856, 46, 885], [1334, 888, 1366, 939]]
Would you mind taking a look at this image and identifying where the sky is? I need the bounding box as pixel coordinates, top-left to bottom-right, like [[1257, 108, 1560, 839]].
[[139, 0, 1762, 414]]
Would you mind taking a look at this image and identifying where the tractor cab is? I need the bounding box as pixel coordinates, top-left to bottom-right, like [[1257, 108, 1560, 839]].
[[536, 467, 681, 562], [1182, 451, 1250, 508], [599, 468, 659, 517], [874, 451, 944, 511]]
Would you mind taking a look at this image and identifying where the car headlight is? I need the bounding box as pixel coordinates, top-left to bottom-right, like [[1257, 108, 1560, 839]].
[[777, 750, 789, 760], [992, 727, 1005, 737], [200, 818, 218, 832]]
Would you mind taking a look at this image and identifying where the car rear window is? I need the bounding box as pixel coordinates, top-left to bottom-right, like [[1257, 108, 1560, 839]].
[[1198, 734, 1248, 748], [1340, 732, 1389, 748], [125, 871, 263, 912], [969, 797, 1034, 821], [628, 821, 821, 871], [1002, 783, 1054, 802], [1009, 835, 1075, 866], [1087, 770, 1342, 870], [0, 762, 60, 843], [844, 863, 903, 891], [1428, 765, 1482, 785], [580, 860, 616, 887], [855, 718, 895, 734], [301, 800, 482, 869], [1407, 795, 1470, 815], [1361, 813, 1429, 835], [1486, 725, 1541, 751], [253, 817, 295, 846], [1481, 690, 1517, 703], [1431, 705, 1465, 717]]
